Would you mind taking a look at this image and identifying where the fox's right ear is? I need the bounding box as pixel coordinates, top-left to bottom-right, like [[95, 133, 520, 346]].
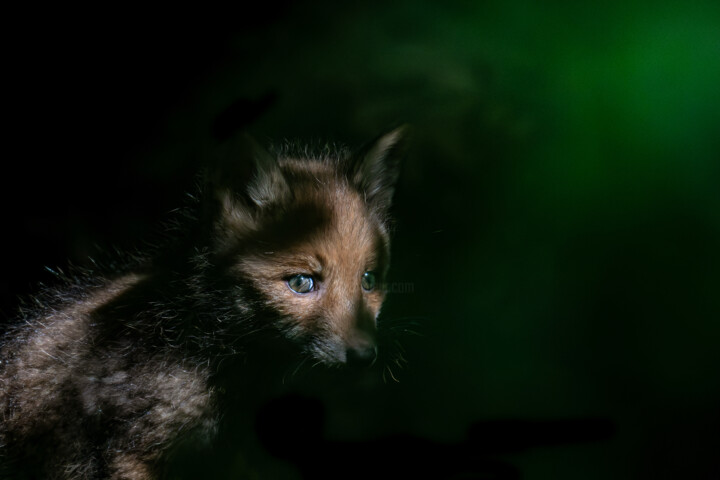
[[206, 132, 290, 227], [351, 125, 408, 214]]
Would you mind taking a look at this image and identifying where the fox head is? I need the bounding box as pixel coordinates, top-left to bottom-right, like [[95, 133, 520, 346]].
[[205, 127, 406, 367]]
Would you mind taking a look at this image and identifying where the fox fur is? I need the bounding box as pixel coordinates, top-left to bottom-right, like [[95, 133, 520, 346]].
[[0, 127, 406, 479]]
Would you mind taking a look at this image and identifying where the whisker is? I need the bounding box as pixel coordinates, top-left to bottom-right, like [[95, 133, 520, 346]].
[[383, 365, 400, 383], [283, 355, 312, 383]]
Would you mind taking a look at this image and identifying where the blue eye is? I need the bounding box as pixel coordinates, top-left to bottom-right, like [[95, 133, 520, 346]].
[[361, 272, 376, 291], [288, 274, 314, 294]]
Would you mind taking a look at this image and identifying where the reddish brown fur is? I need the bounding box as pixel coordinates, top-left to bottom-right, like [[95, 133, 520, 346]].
[[231, 158, 390, 363], [0, 127, 406, 479]]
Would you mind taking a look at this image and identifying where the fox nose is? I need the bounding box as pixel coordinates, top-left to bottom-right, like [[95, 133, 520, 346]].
[[345, 344, 377, 368]]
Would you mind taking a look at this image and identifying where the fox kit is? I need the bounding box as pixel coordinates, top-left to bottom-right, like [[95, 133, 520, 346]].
[[0, 127, 406, 479]]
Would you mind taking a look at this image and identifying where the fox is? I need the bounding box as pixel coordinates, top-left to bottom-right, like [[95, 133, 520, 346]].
[[0, 126, 407, 479]]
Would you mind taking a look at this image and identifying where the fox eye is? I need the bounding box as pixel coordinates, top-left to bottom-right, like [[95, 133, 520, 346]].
[[361, 271, 376, 291], [287, 274, 314, 294]]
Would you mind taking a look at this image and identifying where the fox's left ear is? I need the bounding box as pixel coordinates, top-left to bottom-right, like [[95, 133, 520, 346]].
[[208, 132, 291, 209], [351, 125, 408, 212]]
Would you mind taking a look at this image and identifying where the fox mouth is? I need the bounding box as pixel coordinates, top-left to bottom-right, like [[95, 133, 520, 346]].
[[306, 338, 378, 368]]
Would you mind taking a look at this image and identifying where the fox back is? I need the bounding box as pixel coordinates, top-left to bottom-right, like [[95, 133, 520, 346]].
[[0, 127, 406, 479]]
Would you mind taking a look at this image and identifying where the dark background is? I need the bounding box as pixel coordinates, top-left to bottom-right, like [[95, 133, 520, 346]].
[[3, 2, 720, 478]]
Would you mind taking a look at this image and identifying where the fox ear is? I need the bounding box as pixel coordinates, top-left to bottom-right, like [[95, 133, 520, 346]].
[[351, 125, 408, 212], [209, 132, 290, 213]]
